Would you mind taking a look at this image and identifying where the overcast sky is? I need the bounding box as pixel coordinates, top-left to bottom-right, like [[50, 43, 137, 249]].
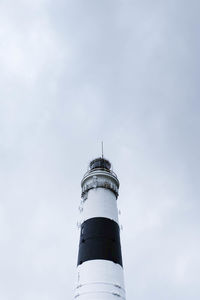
[[0, 0, 200, 299]]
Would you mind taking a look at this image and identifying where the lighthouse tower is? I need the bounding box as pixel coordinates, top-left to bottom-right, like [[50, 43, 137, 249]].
[[75, 157, 126, 300]]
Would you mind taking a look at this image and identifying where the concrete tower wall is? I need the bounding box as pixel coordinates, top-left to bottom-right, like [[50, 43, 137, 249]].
[[75, 158, 126, 300]]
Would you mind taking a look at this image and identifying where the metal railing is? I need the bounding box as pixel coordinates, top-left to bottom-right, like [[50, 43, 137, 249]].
[[82, 167, 118, 181]]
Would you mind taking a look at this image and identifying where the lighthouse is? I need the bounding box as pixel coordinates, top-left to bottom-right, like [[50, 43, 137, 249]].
[[75, 157, 126, 300]]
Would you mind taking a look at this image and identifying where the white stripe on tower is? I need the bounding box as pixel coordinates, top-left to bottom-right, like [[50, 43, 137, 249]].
[[75, 158, 126, 300]]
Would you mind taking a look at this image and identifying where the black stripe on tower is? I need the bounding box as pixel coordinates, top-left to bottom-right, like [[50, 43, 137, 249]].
[[77, 217, 123, 267]]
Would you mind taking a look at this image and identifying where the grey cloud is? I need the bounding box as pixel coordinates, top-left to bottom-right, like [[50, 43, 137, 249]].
[[0, 0, 199, 299]]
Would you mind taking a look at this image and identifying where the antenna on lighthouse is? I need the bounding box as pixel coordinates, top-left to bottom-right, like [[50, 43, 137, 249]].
[[101, 141, 104, 158]]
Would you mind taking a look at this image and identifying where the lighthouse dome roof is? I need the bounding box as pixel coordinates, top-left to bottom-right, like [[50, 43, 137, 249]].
[[89, 157, 111, 171]]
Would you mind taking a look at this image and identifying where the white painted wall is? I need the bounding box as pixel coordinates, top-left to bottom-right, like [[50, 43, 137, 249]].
[[80, 188, 119, 224], [75, 260, 125, 299], [75, 293, 125, 300]]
